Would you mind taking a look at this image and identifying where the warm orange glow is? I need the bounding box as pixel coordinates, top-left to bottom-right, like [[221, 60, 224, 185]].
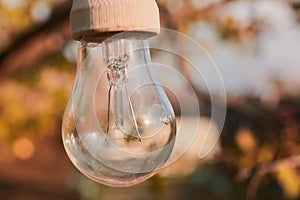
[[13, 137, 35, 160], [235, 128, 257, 154]]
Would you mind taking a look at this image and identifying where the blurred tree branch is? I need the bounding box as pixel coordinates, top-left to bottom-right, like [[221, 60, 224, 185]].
[[158, 0, 284, 128], [246, 155, 300, 200], [0, 1, 72, 79], [159, 2, 300, 199]]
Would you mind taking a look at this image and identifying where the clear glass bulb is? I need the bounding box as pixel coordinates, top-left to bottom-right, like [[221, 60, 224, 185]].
[[62, 37, 176, 187]]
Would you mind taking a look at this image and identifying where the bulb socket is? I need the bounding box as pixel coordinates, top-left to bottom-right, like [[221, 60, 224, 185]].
[[70, 0, 160, 41]]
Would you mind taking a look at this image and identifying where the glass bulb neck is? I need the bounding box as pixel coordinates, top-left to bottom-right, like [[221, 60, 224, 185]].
[[102, 38, 150, 63], [103, 38, 150, 87], [107, 59, 128, 88], [104, 39, 129, 88]]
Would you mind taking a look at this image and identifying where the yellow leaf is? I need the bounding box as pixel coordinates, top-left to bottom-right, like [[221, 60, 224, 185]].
[[275, 166, 300, 199]]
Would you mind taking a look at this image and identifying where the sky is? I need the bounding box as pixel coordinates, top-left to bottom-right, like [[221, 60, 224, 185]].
[[189, 0, 300, 97]]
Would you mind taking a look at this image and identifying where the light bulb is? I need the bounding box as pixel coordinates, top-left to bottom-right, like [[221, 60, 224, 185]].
[[62, 36, 176, 187]]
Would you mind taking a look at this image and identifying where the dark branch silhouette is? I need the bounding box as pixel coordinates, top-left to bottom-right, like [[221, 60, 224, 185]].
[[0, 1, 72, 79]]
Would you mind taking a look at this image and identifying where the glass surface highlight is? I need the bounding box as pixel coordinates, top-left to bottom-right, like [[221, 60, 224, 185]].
[[62, 38, 176, 187]]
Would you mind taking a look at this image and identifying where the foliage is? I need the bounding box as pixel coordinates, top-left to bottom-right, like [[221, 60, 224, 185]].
[[0, 0, 300, 200]]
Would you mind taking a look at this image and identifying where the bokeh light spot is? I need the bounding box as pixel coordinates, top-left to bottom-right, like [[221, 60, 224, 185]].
[[13, 137, 35, 160]]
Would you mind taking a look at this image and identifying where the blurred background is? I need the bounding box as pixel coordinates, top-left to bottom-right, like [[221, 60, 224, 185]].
[[1, 0, 300, 199]]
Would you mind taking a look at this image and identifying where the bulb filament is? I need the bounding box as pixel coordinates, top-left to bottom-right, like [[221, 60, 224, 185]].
[[106, 55, 142, 141]]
